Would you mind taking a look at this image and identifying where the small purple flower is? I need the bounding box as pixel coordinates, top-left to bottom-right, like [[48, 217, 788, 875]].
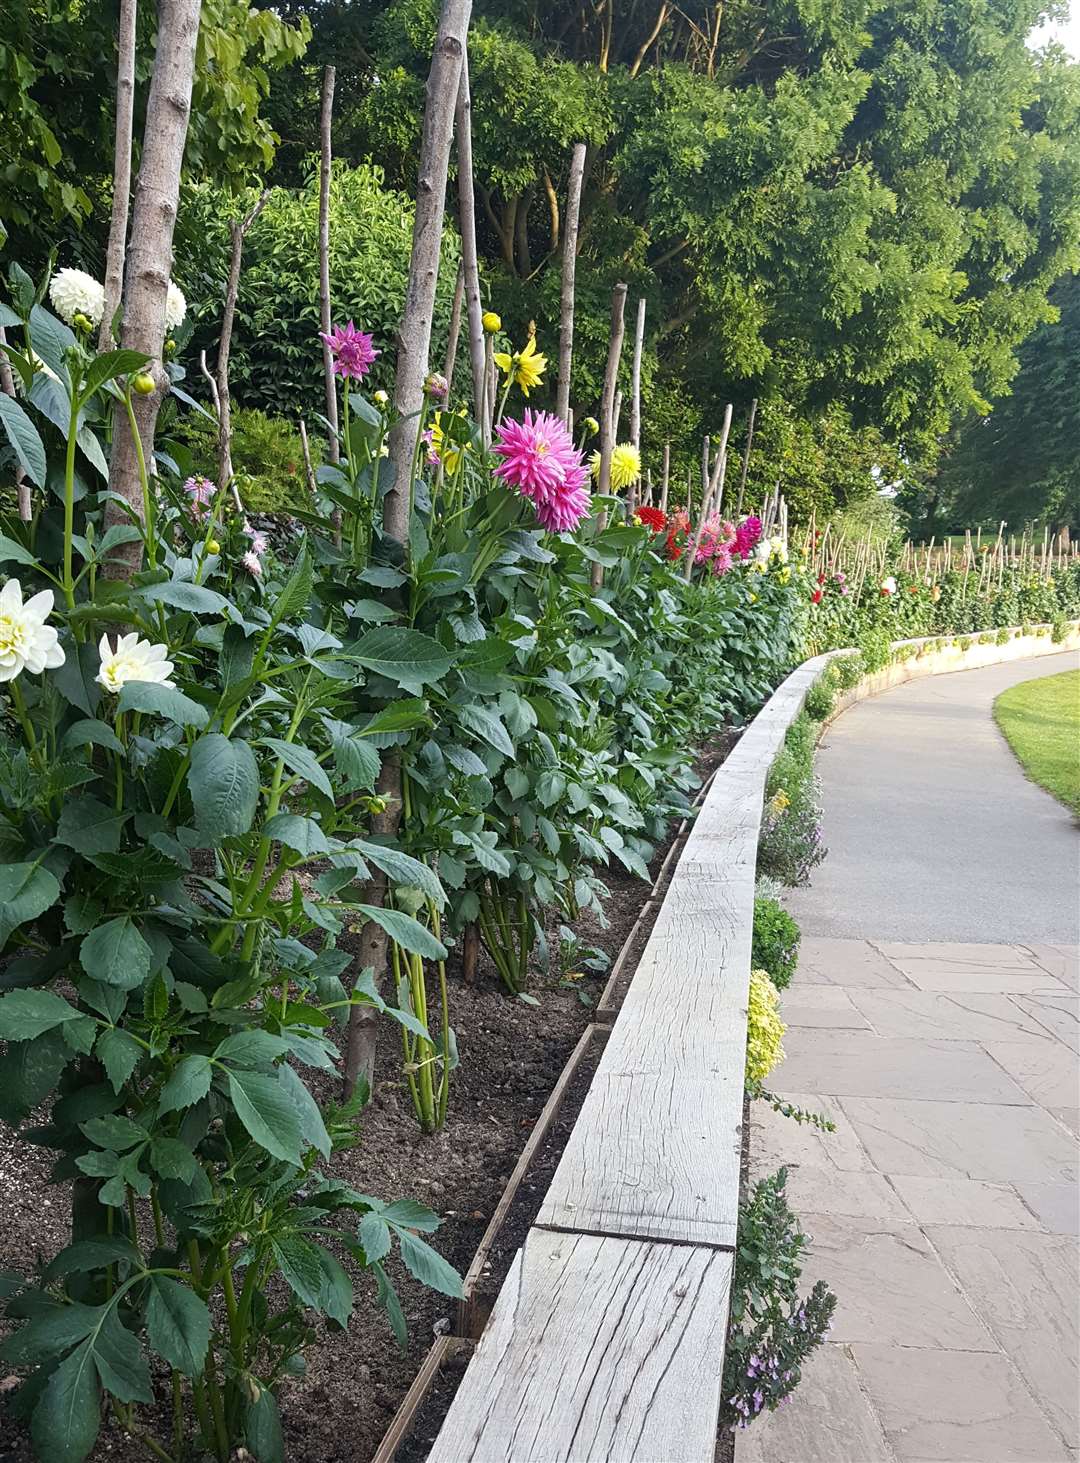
[[249, 530, 269, 557], [184, 474, 215, 518], [320, 320, 379, 381], [242, 550, 262, 578], [752, 1389, 764, 1412]]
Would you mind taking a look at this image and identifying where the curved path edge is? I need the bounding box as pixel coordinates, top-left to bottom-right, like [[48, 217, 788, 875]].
[[424, 620, 1080, 1463]]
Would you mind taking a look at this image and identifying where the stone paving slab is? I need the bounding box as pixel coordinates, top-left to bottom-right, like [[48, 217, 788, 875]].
[[1019, 943, 1080, 992], [840, 1095, 1079, 1184], [847, 989, 1057, 1043], [740, 935, 1079, 1463], [735, 1344, 891, 1463], [925, 1226, 1080, 1446], [1012, 993, 1080, 1052], [984, 1039, 1080, 1108], [773, 1031, 1033, 1104], [850, 1344, 1072, 1462], [776, 984, 870, 1028], [888, 1175, 1045, 1230], [796, 1214, 996, 1351], [797, 937, 915, 988], [1013, 1181, 1080, 1235]]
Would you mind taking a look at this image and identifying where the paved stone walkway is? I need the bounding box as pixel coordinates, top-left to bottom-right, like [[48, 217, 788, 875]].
[[739, 662, 1080, 1463]]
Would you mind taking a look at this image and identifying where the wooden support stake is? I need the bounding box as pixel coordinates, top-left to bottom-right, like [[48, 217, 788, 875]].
[[591, 280, 628, 589]]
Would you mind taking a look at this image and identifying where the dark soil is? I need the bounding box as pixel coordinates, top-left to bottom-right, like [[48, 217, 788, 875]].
[[0, 732, 740, 1463]]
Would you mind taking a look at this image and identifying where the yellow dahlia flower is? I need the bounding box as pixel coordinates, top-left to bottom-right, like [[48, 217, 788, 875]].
[[494, 335, 546, 396], [590, 443, 641, 491], [482, 310, 501, 333]]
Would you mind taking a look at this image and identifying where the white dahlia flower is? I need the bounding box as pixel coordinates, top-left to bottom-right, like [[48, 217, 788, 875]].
[[49, 268, 105, 327], [0, 579, 66, 682], [165, 281, 187, 332], [96, 633, 175, 693]]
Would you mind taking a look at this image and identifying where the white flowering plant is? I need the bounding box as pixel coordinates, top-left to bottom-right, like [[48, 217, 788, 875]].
[[0, 264, 461, 1463]]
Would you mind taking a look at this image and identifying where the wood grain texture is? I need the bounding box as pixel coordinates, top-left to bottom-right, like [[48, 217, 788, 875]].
[[427, 1231, 733, 1463], [537, 655, 831, 1248]]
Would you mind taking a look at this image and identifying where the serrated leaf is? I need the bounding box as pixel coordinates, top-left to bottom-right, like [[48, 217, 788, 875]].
[[145, 1276, 210, 1377], [56, 796, 128, 857], [0, 862, 61, 947], [0, 988, 81, 1040], [348, 841, 445, 909], [264, 813, 330, 857], [278, 1062, 331, 1158], [214, 1030, 289, 1067], [352, 905, 447, 961], [455, 704, 514, 756], [80, 918, 152, 990], [246, 1385, 285, 1463], [227, 1068, 303, 1165], [261, 739, 333, 800], [81, 1114, 146, 1151], [95, 1028, 141, 1093], [93, 1308, 153, 1404], [396, 1230, 463, 1299], [187, 734, 260, 838], [358, 1211, 392, 1264], [149, 1137, 199, 1182], [0, 531, 40, 567], [44, 1237, 140, 1282], [116, 680, 209, 728], [0, 391, 47, 486], [60, 719, 124, 755], [158, 1055, 212, 1114], [30, 1337, 101, 1463], [351, 627, 453, 688]]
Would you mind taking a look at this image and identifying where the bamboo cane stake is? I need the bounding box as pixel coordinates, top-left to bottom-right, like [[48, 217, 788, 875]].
[[454, 50, 487, 439], [660, 442, 670, 513], [555, 142, 586, 426], [591, 280, 627, 589]]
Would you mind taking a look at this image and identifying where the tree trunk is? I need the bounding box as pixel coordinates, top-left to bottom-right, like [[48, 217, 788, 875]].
[[343, 0, 472, 1102], [99, 0, 137, 351], [462, 921, 480, 985], [104, 0, 202, 582], [318, 66, 340, 469], [217, 189, 269, 501], [454, 52, 487, 437], [735, 396, 757, 514], [591, 280, 627, 590], [555, 143, 586, 426]]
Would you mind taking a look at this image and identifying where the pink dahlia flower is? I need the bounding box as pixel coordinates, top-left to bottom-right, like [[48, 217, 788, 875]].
[[320, 321, 379, 381], [534, 476, 591, 532], [493, 410, 592, 532]]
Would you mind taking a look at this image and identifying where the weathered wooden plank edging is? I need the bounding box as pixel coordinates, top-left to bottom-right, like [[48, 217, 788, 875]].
[[426, 624, 1078, 1463]]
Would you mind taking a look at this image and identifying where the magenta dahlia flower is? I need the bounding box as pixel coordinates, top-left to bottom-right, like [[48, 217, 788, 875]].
[[734, 515, 763, 559], [320, 321, 379, 381]]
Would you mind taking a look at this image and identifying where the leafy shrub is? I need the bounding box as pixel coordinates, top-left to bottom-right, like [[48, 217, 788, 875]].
[[803, 675, 835, 721], [752, 896, 800, 989], [759, 714, 826, 885], [746, 969, 786, 1082], [722, 1168, 836, 1431], [176, 405, 318, 514], [176, 163, 461, 419], [831, 651, 863, 689]]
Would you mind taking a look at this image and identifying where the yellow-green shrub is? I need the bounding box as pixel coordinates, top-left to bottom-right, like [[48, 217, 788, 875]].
[[746, 968, 786, 1083]]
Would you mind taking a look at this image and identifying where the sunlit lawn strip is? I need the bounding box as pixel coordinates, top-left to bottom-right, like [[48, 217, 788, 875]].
[[994, 669, 1080, 815]]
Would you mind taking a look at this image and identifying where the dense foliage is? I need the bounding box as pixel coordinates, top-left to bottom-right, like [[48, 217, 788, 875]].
[[751, 896, 801, 991]]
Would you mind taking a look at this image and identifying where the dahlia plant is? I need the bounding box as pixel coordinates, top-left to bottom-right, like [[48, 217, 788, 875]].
[[0, 279, 462, 1463]]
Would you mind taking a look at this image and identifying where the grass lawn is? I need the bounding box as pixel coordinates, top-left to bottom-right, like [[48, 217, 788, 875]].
[[994, 669, 1080, 815]]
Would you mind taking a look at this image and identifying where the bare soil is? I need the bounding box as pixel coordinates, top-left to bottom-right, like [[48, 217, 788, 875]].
[[0, 735, 738, 1463]]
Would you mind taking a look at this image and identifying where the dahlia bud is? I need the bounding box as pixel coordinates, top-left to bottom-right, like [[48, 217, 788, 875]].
[[482, 311, 501, 333], [132, 372, 155, 396], [424, 372, 448, 401], [163, 338, 177, 359], [584, 416, 599, 435], [206, 539, 221, 554], [72, 312, 93, 334], [374, 389, 389, 406]]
